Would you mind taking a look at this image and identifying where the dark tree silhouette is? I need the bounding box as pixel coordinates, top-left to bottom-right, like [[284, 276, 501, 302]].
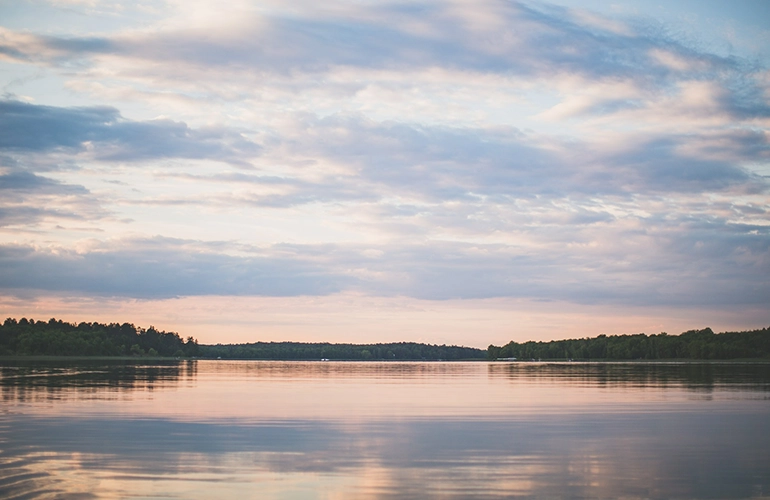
[[488, 327, 770, 361]]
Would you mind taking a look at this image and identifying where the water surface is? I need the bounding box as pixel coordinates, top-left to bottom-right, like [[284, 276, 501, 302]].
[[1, 360, 769, 498]]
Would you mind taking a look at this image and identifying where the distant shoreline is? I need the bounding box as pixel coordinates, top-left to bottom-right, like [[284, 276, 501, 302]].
[[1, 318, 768, 361], [2, 356, 769, 363], [17, 353, 768, 362], [488, 327, 770, 361]]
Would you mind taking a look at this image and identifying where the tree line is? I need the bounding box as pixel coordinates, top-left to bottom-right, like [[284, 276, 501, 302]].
[[487, 327, 770, 361], [0, 317, 483, 360], [0, 318, 199, 357], [200, 341, 486, 360], [3, 318, 769, 361]]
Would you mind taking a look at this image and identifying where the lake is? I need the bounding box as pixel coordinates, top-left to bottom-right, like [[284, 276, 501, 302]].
[[1, 360, 769, 499]]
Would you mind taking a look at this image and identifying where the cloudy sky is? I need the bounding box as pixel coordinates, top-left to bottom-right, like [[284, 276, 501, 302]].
[[1, 0, 768, 347]]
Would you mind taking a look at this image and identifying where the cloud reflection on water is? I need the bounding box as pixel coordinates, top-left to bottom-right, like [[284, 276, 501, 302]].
[[2, 412, 769, 499], [1, 360, 769, 498]]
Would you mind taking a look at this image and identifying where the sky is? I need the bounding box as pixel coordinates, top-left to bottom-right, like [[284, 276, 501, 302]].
[[0, 0, 768, 348]]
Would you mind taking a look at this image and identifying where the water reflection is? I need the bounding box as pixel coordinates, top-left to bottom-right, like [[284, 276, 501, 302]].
[[488, 361, 770, 392], [3, 413, 769, 498], [0, 359, 196, 404], [0, 360, 768, 499]]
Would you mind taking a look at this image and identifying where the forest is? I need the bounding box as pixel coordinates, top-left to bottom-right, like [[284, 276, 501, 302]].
[[0, 317, 483, 360], [200, 341, 485, 360], [487, 327, 770, 361], [0, 318, 199, 357], [2, 318, 769, 361]]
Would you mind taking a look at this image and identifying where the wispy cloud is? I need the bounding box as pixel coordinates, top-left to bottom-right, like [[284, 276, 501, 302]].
[[0, 169, 106, 227]]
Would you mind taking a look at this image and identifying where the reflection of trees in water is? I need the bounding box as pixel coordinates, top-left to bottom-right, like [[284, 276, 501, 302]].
[[488, 362, 770, 392], [0, 359, 197, 403]]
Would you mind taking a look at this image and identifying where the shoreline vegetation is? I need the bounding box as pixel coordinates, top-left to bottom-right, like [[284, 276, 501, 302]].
[[0, 318, 200, 358], [0, 318, 768, 361], [487, 327, 770, 361]]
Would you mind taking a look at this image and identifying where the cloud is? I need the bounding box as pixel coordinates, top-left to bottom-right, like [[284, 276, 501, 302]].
[[161, 171, 379, 208], [0, 222, 767, 307], [0, 169, 106, 227], [4, 1, 767, 149], [0, 237, 351, 298], [267, 114, 768, 203], [0, 100, 261, 166], [0, 170, 86, 193], [0, 1, 751, 83], [2, 0, 766, 148], [0, 206, 84, 227], [0, 27, 112, 63], [1, 100, 765, 210], [599, 135, 764, 194], [0, 0, 768, 334]]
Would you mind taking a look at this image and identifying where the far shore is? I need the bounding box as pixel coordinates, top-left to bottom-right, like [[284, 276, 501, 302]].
[[2, 355, 769, 363]]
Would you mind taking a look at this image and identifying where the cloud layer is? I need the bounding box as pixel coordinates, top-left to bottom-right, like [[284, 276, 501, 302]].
[[1, 0, 768, 339]]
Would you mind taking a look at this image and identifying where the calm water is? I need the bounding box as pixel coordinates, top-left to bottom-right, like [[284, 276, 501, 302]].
[[1, 360, 769, 499]]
